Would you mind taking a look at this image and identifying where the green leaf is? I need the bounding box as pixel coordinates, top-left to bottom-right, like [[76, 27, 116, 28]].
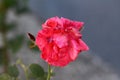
[[16, 7, 30, 14], [0, 13, 5, 31], [29, 64, 44, 78], [0, 48, 12, 66], [27, 40, 40, 52], [8, 35, 24, 54], [8, 64, 19, 77], [15, 0, 29, 14], [0, 48, 4, 65], [3, 0, 17, 8], [1, 23, 16, 32], [0, 13, 4, 23], [44, 72, 55, 78], [31, 46, 40, 52], [4, 23, 16, 31], [0, 74, 11, 80], [51, 72, 55, 77]]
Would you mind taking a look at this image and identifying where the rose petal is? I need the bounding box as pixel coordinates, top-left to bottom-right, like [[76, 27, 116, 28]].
[[73, 21, 84, 30], [35, 31, 48, 50], [41, 42, 54, 61], [45, 17, 58, 28], [35, 16, 89, 67], [69, 40, 79, 60], [79, 39, 89, 51], [53, 34, 68, 48]]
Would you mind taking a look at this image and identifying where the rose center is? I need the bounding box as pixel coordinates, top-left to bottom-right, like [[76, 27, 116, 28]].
[[47, 37, 53, 43]]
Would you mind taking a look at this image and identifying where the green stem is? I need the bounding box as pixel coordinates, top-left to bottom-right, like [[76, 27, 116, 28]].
[[47, 64, 51, 80], [20, 63, 29, 80], [24, 67, 28, 80], [2, 32, 9, 73], [12, 77, 17, 80], [0, 3, 10, 73], [17, 60, 29, 80]]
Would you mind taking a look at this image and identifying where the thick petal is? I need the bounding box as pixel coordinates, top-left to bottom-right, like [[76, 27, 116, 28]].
[[53, 34, 68, 48], [40, 28, 53, 37], [79, 39, 89, 51], [69, 40, 79, 60], [41, 43, 54, 61], [73, 21, 84, 30], [71, 27, 82, 37], [35, 31, 48, 50], [44, 17, 58, 28]]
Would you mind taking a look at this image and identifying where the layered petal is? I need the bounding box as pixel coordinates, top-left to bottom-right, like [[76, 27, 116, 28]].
[[53, 34, 68, 48], [35, 16, 89, 67], [35, 31, 48, 50], [78, 39, 89, 51], [69, 40, 80, 60]]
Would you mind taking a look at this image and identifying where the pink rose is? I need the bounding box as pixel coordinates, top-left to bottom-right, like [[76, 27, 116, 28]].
[[35, 16, 89, 67]]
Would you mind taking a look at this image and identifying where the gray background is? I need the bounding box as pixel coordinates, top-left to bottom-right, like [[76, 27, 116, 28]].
[[0, 0, 120, 80]]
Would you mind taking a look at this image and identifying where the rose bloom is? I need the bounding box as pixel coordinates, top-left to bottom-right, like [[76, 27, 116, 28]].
[[35, 16, 89, 67]]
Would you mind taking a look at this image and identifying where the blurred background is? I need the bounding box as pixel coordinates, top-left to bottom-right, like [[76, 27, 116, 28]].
[[0, 0, 120, 80]]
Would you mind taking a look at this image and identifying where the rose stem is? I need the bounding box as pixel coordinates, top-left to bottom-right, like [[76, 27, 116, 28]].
[[47, 64, 51, 80], [2, 32, 10, 73]]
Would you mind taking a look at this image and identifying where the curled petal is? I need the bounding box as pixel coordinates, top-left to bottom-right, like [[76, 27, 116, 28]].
[[69, 40, 79, 60], [35, 31, 48, 50], [73, 21, 84, 30], [79, 39, 89, 51], [44, 17, 58, 28]]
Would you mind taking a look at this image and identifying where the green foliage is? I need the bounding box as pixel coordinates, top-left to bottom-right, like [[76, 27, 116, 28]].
[[0, 0, 37, 79], [27, 32, 40, 52], [8, 64, 19, 78], [44, 72, 55, 77], [3, 0, 17, 8], [51, 72, 55, 77], [2, 0, 29, 14], [27, 40, 40, 52], [31, 46, 40, 52], [0, 12, 4, 23], [0, 13, 5, 31], [15, 0, 30, 14], [1, 23, 16, 32], [0, 48, 4, 65], [0, 1, 53, 80], [16, 7, 29, 14], [29, 64, 45, 78], [4, 23, 16, 31], [8, 35, 24, 54], [0, 74, 11, 80]]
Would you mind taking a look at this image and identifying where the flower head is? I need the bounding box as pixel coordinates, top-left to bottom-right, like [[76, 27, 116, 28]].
[[35, 16, 89, 67]]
